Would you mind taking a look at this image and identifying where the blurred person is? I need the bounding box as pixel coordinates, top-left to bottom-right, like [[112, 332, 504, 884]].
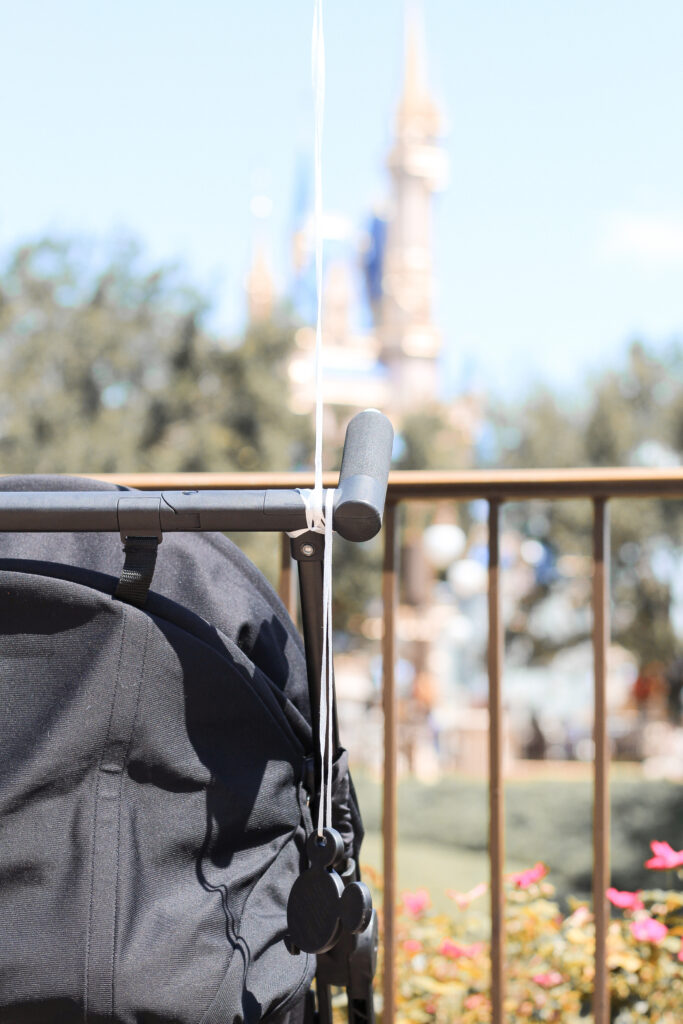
[[523, 712, 547, 761], [665, 657, 683, 725]]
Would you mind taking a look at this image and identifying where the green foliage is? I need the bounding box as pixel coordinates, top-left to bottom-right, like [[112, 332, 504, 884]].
[[491, 341, 683, 669], [491, 341, 682, 473], [395, 408, 471, 471], [0, 236, 308, 474], [1, 236, 679, 658]]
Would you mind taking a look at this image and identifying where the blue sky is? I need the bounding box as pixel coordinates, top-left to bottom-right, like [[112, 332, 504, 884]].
[[1, 0, 682, 399]]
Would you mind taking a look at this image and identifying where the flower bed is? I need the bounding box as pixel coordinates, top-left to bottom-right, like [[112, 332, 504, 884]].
[[367, 840, 683, 1023]]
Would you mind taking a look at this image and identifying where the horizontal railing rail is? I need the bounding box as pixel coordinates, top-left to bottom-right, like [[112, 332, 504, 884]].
[[54, 467, 683, 1022], [93, 465, 683, 500]]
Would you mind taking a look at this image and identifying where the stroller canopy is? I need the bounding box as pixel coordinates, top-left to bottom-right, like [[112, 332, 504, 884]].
[[0, 476, 321, 1024]]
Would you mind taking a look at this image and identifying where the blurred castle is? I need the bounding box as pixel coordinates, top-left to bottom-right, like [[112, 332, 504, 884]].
[[246, 5, 451, 422]]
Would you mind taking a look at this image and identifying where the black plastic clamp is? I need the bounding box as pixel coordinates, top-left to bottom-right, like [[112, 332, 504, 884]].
[[117, 496, 163, 543]]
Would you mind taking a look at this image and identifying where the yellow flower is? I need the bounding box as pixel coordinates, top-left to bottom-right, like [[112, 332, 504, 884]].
[[607, 951, 642, 972]]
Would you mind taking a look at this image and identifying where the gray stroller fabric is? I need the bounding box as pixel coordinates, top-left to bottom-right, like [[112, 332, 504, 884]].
[[0, 477, 323, 1023]]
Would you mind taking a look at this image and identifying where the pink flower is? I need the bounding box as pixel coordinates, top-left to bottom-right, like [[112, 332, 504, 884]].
[[439, 938, 465, 958], [630, 917, 668, 944], [644, 840, 683, 871], [401, 888, 430, 917], [678, 941, 683, 963], [566, 906, 592, 928], [464, 994, 488, 1010], [532, 971, 564, 988], [438, 938, 484, 959], [447, 882, 488, 909], [510, 862, 547, 889], [606, 887, 644, 912], [402, 939, 422, 954]]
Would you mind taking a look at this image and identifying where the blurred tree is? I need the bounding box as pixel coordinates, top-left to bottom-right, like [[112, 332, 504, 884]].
[[1, 238, 679, 668], [493, 340, 683, 670], [394, 407, 471, 472], [0, 236, 317, 588], [0, 237, 309, 475]]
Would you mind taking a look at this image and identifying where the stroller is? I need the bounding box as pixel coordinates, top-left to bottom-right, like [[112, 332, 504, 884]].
[[0, 409, 393, 1024]]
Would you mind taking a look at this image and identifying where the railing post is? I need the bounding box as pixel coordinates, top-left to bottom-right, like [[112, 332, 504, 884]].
[[382, 502, 399, 1024], [488, 499, 505, 1024], [593, 498, 611, 1024]]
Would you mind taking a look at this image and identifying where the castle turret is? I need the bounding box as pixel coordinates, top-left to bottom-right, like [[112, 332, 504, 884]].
[[246, 188, 275, 323], [246, 243, 275, 323]]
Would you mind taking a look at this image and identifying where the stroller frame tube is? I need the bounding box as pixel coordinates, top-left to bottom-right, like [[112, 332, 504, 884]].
[[0, 409, 394, 544], [0, 485, 373, 542]]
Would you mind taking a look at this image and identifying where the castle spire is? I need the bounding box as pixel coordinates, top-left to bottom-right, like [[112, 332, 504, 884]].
[[379, 0, 447, 410], [246, 188, 275, 323], [397, 0, 440, 140], [246, 242, 274, 323]]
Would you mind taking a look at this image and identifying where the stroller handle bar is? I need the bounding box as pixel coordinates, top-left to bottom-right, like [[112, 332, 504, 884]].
[[0, 409, 394, 544]]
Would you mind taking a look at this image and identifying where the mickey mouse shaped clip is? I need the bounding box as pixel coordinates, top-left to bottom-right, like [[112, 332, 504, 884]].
[[286, 827, 373, 955]]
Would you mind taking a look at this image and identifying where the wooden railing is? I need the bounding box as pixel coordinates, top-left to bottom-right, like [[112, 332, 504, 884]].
[[99, 466, 683, 1024]]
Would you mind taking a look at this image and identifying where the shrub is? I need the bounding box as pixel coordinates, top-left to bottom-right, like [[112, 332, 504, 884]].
[[366, 840, 683, 1023]]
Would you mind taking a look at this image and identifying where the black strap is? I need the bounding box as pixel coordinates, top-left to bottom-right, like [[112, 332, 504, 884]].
[[114, 536, 159, 608]]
